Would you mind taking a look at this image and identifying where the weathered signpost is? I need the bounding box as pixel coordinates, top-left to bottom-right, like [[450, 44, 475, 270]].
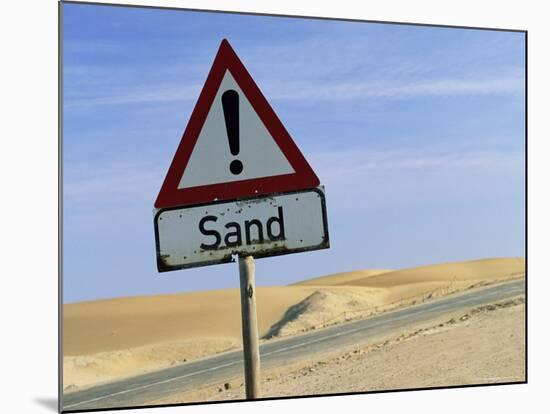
[[154, 39, 329, 399]]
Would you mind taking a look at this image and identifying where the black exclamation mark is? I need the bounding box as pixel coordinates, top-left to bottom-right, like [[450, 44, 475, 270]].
[[222, 89, 243, 175]]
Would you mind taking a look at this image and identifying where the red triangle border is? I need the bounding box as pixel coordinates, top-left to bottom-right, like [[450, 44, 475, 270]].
[[154, 39, 320, 209]]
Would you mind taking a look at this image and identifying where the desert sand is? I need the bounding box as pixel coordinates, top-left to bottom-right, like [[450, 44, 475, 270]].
[[290, 269, 392, 286], [63, 257, 525, 391], [154, 295, 525, 404]]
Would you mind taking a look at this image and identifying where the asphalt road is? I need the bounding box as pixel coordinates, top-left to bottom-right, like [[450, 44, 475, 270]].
[[63, 279, 525, 411]]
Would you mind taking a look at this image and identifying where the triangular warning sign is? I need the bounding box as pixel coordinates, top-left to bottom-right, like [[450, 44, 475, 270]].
[[155, 39, 320, 209]]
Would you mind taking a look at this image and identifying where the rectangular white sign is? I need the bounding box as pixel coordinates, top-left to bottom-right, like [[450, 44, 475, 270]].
[[154, 187, 329, 271]]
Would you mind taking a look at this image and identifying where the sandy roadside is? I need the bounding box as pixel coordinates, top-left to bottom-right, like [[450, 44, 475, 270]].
[[151, 295, 525, 404]]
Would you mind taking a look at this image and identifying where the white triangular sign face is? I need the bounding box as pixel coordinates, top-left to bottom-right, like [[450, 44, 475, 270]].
[[178, 71, 295, 189], [155, 39, 319, 209]]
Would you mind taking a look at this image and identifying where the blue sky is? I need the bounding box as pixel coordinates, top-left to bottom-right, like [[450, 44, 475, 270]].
[[62, 3, 525, 303]]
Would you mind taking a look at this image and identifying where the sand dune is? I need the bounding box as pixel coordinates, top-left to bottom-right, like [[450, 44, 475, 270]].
[[291, 269, 393, 286], [65, 287, 319, 356], [64, 286, 328, 389], [63, 257, 525, 390], [341, 258, 525, 288]]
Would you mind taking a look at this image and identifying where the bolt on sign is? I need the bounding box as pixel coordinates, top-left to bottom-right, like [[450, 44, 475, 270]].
[[154, 39, 330, 271]]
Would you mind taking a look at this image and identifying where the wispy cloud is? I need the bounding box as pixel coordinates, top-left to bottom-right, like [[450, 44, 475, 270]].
[[63, 29, 524, 108], [64, 40, 123, 55], [307, 147, 525, 213], [266, 76, 523, 101], [64, 74, 523, 108], [64, 160, 164, 206], [310, 147, 524, 182], [65, 84, 202, 107]]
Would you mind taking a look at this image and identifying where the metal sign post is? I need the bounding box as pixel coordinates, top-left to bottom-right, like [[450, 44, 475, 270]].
[[238, 255, 260, 398]]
